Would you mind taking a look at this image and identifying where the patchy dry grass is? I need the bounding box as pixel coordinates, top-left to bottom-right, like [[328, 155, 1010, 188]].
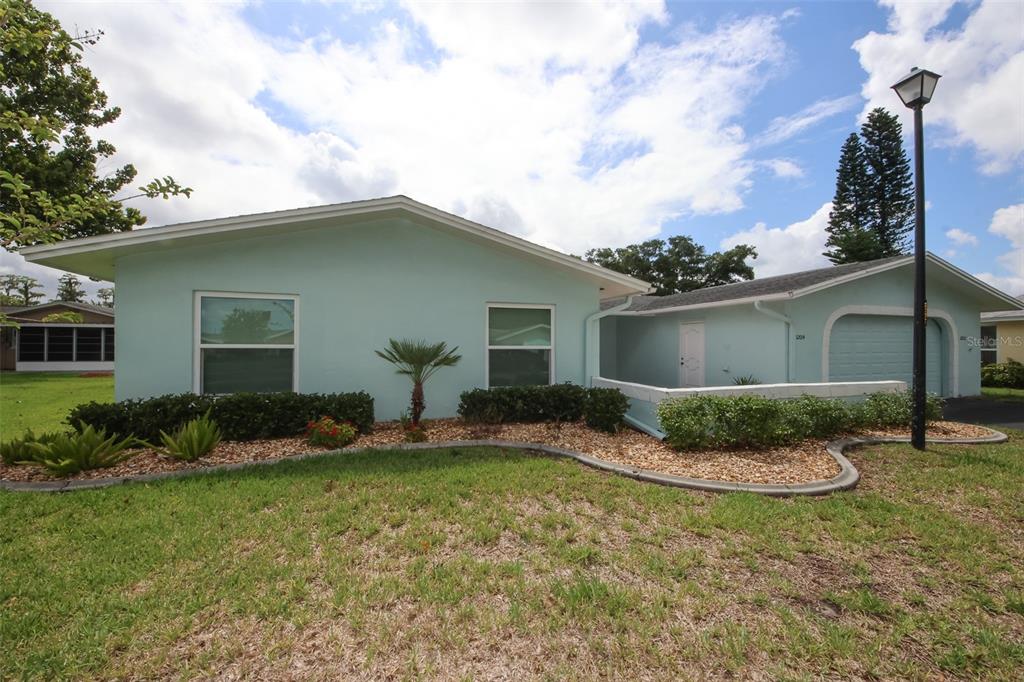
[[2, 433, 1023, 680]]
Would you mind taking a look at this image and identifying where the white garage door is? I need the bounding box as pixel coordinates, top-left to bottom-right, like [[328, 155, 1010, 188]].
[[828, 315, 944, 394]]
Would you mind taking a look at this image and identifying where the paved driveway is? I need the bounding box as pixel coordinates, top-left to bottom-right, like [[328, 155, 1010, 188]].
[[943, 397, 1024, 431]]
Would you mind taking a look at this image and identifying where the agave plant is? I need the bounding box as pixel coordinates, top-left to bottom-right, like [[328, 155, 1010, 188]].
[[375, 339, 461, 427], [151, 412, 222, 462], [26, 424, 136, 476], [0, 429, 62, 466]]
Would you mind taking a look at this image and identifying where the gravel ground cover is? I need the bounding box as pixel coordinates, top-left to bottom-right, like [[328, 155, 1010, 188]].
[[0, 419, 996, 485]]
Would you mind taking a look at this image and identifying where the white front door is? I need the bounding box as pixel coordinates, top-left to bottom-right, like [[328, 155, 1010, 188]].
[[678, 322, 706, 387]]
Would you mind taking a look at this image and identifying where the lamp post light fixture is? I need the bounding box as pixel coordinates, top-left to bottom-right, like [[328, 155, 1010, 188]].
[[891, 66, 941, 451]]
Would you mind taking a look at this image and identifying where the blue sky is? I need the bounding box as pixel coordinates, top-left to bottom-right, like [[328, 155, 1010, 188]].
[[5, 0, 1022, 299]]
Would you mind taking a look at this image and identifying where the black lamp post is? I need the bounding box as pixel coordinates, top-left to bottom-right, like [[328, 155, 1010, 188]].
[[891, 67, 941, 450]]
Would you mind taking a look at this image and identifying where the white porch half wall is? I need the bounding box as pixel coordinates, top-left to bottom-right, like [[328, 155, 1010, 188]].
[[593, 376, 907, 403]]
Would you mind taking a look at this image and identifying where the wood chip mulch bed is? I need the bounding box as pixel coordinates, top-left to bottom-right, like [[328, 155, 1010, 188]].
[[0, 419, 997, 486]]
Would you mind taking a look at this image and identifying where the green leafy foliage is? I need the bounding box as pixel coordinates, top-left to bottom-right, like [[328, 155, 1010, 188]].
[[458, 384, 628, 432], [68, 392, 374, 442], [0, 0, 191, 250], [981, 360, 1024, 389], [658, 391, 944, 451], [305, 416, 358, 449], [731, 375, 761, 385], [25, 424, 135, 475], [0, 429, 62, 465], [853, 390, 944, 428], [40, 310, 83, 324], [375, 339, 461, 427], [583, 388, 630, 433], [151, 413, 221, 462], [784, 395, 852, 438], [584, 236, 757, 296]]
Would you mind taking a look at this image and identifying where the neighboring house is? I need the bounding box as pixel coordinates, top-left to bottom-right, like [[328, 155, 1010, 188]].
[[1, 302, 115, 372], [981, 297, 1024, 364], [599, 254, 1024, 399], [20, 196, 1022, 419], [20, 196, 648, 418]]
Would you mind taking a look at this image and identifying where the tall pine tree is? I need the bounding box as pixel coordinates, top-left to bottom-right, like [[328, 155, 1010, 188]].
[[861, 108, 914, 257], [824, 133, 877, 264], [55, 273, 86, 302], [823, 108, 914, 264]]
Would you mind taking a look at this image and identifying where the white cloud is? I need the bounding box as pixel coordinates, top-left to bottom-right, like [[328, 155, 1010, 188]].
[[755, 95, 860, 147], [945, 228, 978, 246], [0, 0, 801, 280], [721, 202, 832, 277], [762, 158, 805, 179], [974, 203, 1024, 296], [854, 0, 1024, 174]]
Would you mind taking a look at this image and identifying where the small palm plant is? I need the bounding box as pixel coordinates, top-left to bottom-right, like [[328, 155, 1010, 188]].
[[375, 339, 461, 427]]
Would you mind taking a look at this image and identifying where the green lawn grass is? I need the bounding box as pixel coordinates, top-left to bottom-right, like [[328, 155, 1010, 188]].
[[0, 372, 114, 441], [982, 386, 1024, 401], [2, 434, 1022, 679]]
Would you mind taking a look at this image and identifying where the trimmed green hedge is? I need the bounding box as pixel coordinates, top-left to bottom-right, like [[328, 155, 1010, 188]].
[[981, 359, 1024, 389], [67, 392, 374, 442], [457, 384, 629, 433], [657, 391, 944, 451]]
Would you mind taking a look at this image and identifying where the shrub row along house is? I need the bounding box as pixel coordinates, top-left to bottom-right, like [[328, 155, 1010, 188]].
[[1, 302, 115, 372], [22, 196, 1023, 432]]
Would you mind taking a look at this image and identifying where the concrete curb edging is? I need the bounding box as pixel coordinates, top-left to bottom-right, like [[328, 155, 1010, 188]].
[[0, 428, 1009, 495]]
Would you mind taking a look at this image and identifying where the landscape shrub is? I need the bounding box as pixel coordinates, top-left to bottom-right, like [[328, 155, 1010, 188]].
[[306, 416, 358, 449], [0, 430, 63, 466], [584, 388, 630, 433], [657, 395, 791, 450], [852, 390, 944, 428], [457, 384, 586, 423], [26, 424, 136, 475], [981, 359, 1024, 389], [457, 384, 628, 431], [68, 391, 374, 442], [782, 395, 852, 439], [150, 412, 222, 462], [658, 390, 943, 451]]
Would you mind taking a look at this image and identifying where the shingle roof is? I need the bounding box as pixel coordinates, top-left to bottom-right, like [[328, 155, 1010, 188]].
[[602, 255, 911, 312]]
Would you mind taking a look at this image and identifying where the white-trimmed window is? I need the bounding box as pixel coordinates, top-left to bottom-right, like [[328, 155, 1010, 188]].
[[194, 292, 298, 394], [486, 304, 554, 387]]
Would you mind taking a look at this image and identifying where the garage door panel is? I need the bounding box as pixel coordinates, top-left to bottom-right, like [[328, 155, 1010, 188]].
[[828, 315, 943, 394]]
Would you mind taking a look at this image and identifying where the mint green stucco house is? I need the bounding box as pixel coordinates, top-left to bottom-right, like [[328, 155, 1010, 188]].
[[23, 196, 1022, 425]]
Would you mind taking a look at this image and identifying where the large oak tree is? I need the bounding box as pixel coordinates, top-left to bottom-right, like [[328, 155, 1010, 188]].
[[585, 237, 757, 296]]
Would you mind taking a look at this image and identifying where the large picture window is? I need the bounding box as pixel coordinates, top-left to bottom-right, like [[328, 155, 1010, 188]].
[[195, 293, 297, 394], [486, 304, 553, 387]]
